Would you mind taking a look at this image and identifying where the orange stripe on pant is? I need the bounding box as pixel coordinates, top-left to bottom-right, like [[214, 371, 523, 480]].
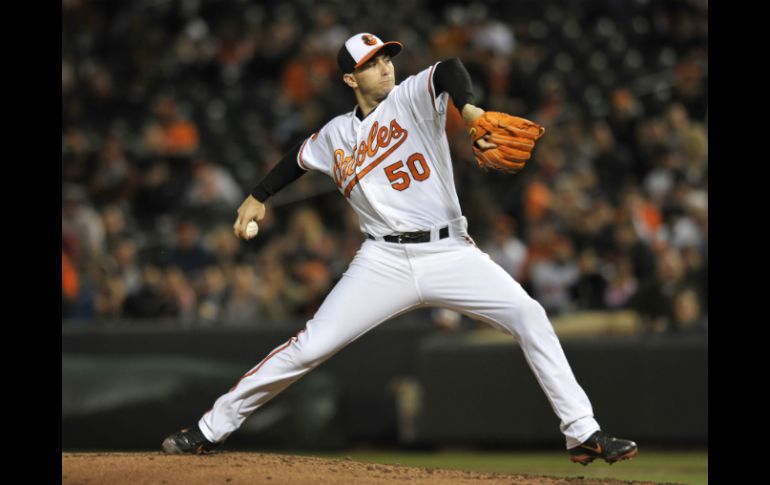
[[228, 331, 304, 392]]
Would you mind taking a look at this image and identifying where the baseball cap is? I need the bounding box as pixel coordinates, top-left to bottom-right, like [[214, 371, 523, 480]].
[[337, 33, 403, 73]]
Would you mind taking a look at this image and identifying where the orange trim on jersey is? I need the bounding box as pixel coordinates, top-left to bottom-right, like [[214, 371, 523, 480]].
[[297, 138, 311, 171], [428, 63, 438, 113], [343, 130, 408, 197]]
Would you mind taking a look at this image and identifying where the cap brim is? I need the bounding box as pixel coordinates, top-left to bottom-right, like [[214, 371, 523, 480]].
[[354, 42, 403, 69]]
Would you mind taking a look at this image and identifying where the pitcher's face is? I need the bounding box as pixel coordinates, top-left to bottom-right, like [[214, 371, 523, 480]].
[[352, 54, 395, 101]]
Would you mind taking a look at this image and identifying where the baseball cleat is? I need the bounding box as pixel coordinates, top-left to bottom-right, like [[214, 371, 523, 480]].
[[569, 430, 638, 465], [161, 426, 219, 454]]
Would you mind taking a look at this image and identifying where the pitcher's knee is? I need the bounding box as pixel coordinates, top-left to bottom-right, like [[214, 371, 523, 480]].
[[290, 338, 333, 369], [521, 297, 549, 321], [510, 298, 555, 337]]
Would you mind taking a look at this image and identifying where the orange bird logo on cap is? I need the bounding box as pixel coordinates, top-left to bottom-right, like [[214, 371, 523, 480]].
[[361, 34, 377, 46]]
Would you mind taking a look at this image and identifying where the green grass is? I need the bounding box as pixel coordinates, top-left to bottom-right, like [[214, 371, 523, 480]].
[[310, 450, 707, 485]]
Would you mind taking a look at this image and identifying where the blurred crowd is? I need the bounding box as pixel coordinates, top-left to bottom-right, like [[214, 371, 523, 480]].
[[62, 0, 707, 335]]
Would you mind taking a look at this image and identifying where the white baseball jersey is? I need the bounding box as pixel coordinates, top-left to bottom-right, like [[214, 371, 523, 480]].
[[296, 63, 461, 237]]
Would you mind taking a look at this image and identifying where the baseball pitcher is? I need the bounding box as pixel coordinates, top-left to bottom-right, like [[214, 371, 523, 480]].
[[162, 33, 638, 465]]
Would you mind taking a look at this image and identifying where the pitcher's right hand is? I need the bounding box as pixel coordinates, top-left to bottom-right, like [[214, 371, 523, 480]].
[[233, 195, 266, 240]]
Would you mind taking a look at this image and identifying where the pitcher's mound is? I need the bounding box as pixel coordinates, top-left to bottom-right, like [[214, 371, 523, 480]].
[[62, 452, 677, 485]]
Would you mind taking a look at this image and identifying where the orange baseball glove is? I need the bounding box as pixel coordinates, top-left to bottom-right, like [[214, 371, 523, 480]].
[[467, 112, 546, 174]]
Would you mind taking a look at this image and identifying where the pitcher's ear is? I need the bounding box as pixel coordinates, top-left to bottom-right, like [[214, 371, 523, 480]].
[[343, 73, 357, 89]]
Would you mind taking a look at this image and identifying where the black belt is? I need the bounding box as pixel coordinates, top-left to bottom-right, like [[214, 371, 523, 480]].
[[366, 226, 449, 244]]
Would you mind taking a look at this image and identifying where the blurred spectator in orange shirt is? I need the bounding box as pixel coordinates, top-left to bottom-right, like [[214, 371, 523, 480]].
[[523, 174, 552, 223], [143, 96, 200, 156], [618, 187, 666, 251], [281, 37, 335, 105], [62, 250, 79, 317], [430, 7, 471, 59]]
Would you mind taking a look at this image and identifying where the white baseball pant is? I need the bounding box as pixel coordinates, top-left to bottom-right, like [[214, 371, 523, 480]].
[[198, 217, 600, 449]]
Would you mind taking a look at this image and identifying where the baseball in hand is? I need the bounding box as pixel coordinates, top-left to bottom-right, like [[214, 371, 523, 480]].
[[246, 220, 259, 239]]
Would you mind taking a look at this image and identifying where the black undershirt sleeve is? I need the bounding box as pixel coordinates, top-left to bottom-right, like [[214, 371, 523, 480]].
[[432, 57, 476, 111], [249, 141, 307, 203]]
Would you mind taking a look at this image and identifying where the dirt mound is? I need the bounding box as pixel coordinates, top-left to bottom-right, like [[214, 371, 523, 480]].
[[62, 452, 682, 485]]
